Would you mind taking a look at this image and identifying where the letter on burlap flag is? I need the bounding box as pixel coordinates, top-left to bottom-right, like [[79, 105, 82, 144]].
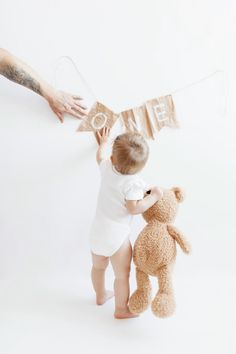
[[77, 102, 118, 132], [145, 95, 178, 134], [119, 105, 155, 139]]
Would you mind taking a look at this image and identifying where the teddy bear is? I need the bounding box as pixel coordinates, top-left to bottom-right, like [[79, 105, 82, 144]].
[[128, 187, 190, 318]]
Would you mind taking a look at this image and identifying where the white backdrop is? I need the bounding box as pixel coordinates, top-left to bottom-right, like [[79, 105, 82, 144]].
[[0, 1, 236, 354]]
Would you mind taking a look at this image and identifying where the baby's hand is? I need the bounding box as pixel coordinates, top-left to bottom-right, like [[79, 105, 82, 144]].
[[96, 127, 110, 145], [150, 186, 163, 201]]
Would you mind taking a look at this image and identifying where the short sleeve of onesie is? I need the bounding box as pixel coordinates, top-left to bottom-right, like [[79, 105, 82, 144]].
[[122, 179, 147, 201]]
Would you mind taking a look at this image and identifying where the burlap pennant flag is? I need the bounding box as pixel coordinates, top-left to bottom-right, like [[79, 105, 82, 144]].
[[145, 95, 178, 133], [119, 105, 155, 140], [77, 101, 118, 132]]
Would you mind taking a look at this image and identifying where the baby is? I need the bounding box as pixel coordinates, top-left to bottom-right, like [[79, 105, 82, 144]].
[[89, 127, 163, 319]]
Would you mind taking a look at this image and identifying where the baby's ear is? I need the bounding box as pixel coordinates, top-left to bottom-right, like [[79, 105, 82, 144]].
[[172, 187, 184, 203]]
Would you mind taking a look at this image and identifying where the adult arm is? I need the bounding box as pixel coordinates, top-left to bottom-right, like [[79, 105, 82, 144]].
[[0, 48, 87, 122]]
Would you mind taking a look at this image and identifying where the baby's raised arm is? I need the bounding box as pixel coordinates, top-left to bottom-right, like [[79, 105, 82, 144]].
[[126, 187, 163, 215], [96, 127, 110, 164]]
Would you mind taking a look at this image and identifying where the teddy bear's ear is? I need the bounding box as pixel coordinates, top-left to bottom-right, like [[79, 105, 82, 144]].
[[172, 187, 184, 203]]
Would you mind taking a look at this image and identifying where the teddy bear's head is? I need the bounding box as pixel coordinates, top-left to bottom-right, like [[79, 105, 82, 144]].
[[143, 187, 184, 224]]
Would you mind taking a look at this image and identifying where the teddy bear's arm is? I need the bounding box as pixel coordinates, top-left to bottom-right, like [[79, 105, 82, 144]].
[[167, 225, 191, 254]]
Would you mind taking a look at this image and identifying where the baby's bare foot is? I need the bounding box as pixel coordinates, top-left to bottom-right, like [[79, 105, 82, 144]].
[[96, 290, 114, 305], [114, 309, 139, 319]]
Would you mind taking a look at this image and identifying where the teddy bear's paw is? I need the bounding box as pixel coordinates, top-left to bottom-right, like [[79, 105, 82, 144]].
[[183, 242, 191, 254], [128, 290, 151, 314], [151, 292, 176, 318]]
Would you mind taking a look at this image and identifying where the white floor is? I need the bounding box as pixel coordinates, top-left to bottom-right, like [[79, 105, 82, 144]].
[[1, 266, 235, 354]]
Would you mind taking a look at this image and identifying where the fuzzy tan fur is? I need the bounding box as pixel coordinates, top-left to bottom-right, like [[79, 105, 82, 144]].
[[128, 187, 190, 318]]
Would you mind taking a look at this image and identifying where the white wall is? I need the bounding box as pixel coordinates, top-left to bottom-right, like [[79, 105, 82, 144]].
[[0, 1, 236, 353]]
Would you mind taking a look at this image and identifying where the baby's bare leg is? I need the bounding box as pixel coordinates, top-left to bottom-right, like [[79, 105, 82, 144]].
[[91, 253, 114, 305], [110, 239, 138, 319]]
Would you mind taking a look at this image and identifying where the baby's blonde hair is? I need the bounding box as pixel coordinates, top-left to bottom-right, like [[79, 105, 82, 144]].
[[112, 132, 149, 175]]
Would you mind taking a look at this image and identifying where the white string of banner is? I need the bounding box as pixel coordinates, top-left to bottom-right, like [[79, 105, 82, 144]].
[[54, 56, 229, 116], [170, 70, 228, 115], [54, 56, 97, 102]]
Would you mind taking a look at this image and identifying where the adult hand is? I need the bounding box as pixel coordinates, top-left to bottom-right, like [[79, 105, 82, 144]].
[[46, 89, 87, 123]]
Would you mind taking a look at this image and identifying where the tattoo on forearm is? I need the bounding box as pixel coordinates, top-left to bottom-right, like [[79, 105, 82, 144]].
[[1, 63, 42, 95]]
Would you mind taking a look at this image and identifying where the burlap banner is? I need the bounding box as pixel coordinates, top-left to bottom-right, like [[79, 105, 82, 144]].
[[77, 95, 178, 139]]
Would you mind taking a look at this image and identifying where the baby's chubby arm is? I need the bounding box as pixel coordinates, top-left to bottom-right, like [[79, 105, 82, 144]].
[[126, 187, 163, 215], [95, 127, 110, 164]]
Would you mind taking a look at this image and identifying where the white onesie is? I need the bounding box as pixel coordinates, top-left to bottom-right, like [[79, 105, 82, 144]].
[[89, 159, 147, 257]]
